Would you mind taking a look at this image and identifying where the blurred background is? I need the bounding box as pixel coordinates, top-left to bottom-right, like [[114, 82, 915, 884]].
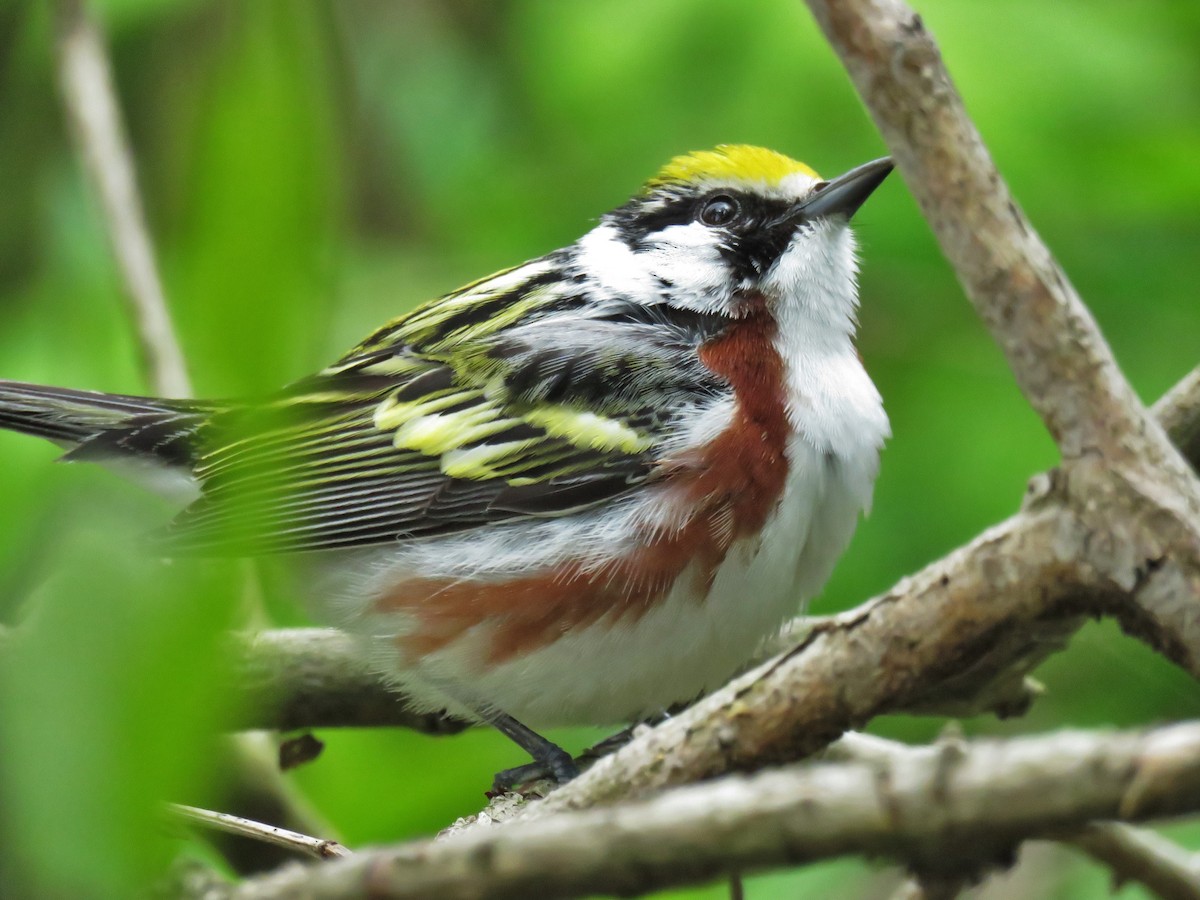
[[0, 0, 1197, 896]]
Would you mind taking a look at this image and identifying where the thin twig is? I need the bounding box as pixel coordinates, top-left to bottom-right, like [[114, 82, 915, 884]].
[[49, 4, 339, 880], [171, 803, 351, 862], [53, 0, 191, 398]]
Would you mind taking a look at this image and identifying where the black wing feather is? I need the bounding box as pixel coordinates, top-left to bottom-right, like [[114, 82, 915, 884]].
[[159, 294, 730, 554]]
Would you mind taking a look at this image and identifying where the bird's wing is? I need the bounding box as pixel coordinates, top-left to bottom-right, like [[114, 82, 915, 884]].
[[161, 259, 730, 554]]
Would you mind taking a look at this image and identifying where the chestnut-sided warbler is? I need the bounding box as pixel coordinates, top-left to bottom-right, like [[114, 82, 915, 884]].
[[0, 146, 891, 785]]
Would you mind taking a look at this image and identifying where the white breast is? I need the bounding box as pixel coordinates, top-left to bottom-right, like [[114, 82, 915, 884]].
[[340, 343, 885, 728]]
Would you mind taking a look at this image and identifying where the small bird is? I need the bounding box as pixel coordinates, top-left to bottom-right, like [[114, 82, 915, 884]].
[[0, 146, 891, 786]]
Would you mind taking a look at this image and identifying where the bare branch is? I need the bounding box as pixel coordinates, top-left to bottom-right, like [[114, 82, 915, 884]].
[[227, 723, 1200, 900], [807, 0, 1200, 668], [1155, 367, 1200, 472], [225, 629, 469, 735], [522, 514, 1192, 821], [530, 505, 1116, 817], [171, 803, 350, 862], [53, 0, 191, 398], [1067, 823, 1200, 900], [831, 733, 1200, 900], [802, 0, 1194, 496]]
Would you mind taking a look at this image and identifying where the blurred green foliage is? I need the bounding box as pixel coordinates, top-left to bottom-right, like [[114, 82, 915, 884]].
[[0, 1, 1197, 896]]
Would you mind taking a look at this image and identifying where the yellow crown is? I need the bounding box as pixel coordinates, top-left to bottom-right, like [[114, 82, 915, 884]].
[[646, 144, 819, 191]]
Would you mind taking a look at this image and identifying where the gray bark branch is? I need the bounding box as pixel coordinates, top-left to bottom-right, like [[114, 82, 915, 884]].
[[225, 629, 469, 734], [832, 733, 1200, 900], [804, 0, 1193, 485], [226, 723, 1200, 900], [801, 0, 1200, 677]]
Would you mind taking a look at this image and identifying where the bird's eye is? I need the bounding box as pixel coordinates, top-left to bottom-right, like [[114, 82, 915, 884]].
[[698, 195, 740, 227]]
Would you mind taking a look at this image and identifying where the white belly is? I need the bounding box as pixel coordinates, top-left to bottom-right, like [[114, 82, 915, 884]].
[[347, 431, 880, 727], [334, 338, 888, 727]]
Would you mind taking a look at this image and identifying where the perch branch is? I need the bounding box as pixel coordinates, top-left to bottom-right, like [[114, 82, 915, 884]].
[[225, 723, 1200, 900], [526, 506, 1089, 815]]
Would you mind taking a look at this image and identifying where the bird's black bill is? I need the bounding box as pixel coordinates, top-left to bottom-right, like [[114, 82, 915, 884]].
[[798, 156, 893, 221]]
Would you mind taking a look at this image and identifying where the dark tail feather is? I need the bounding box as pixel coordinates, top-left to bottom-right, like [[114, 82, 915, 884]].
[[0, 380, 206, 468]]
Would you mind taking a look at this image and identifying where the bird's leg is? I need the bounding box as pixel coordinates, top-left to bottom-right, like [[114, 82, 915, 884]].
[[480, 709, 579, 792], [424, 680, 580, 790], [489, 711, 678, 793]]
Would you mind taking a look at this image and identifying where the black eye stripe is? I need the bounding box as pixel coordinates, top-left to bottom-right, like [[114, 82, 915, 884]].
[[609, 190, 797, 250], [609, 195, 695, 248]]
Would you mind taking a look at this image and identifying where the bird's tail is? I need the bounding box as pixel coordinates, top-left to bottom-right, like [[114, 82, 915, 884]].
[[0, 380, 207, 469]]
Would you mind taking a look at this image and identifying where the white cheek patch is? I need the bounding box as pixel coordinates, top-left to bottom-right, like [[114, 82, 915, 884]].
[[643, 222, 735, 314], [573, 224, 661, 299], [573, 221, 736, 315]]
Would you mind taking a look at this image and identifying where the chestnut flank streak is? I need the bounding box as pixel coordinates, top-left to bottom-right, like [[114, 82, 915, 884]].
[[377, 301, 791, 665]]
